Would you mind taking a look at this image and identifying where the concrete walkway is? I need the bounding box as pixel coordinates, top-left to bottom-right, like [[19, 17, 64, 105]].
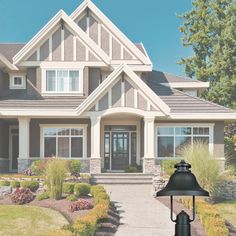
[[103, 184, 174, 236]]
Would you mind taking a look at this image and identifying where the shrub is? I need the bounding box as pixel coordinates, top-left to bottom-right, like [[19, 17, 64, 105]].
[[66, 194, 77, 202], [179, 141, 220, 196], [10, 180, 20, 188], [20, 181, 39, 192], [63, 183, 75, 194], [90, 185, 106, 197], [36, 192, 50, 201], [225, 137, 236, 173], [74, 183, 91, 196], [0, 180, 10, 186], [162, 160, 179, 176], [67, 160, 81, 176], [69, 199, 93, 212], [11, 188, 34, 204], [46, 159, 67, 200], [30, 159, 51, 176]]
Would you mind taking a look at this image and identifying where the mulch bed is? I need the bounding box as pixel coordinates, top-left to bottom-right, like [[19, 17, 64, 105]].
[[0, 195, 120, 236], [158, 197, 206, 236]]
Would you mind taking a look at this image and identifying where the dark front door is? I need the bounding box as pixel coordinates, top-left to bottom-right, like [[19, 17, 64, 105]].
[[12, 134, 19, 171], [111, 132, 129, 170]]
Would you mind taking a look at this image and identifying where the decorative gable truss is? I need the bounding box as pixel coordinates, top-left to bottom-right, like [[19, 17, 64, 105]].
[[13, 10, 110, 66], [71, 0, 152, 70], [76, 64, 170, 117]]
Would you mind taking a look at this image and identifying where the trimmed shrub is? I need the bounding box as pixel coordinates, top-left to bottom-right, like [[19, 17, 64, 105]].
[[0, 180, 10, 186], [66, 194, 77, 202], [179, 141, 220, 196], [11, 188, 34, 204], [74, 183, 91, 196], [36, 192, 50, 201], [10, 180, 20, 188], [162, 159, 179, 176], [20, 181, 39, 192], [30, 159, 51, 176], [67, 160, 81, 176], [46, 159, 67, 200]]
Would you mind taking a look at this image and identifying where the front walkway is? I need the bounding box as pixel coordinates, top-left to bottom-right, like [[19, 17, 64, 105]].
[[103, 184, 174, 236]]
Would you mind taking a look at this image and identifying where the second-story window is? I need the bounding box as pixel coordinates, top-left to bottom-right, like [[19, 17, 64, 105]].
[[45, 69, 83, 94]]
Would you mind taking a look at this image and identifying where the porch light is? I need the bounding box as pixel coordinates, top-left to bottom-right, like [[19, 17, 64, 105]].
[[156, 160, 209, 236]]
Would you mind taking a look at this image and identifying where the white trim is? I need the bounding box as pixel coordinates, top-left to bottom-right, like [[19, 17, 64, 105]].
[[40, 124, 88, 159], [49, 35, 52, 61], [95, 102, 99, 112], [109, 34, 112, 59], [161, 82, 209, 89], [39, 61, 104, 68], [0, 54, 18, 71], [37, 48, 40, 61], [108, 89, 112, 108], [121, 45, 124, 60], [90, 116, 101, 159], [70, 0, 152, 65], [76, 64, 170, 115], [86, 16, 90, 35], [170, 113, 236, 120], [61, 28, 64, 61], [73, 36, 76, 61], [85, 47, 89, 61], [134, 89, 138, 109], [98, 22, 101, 47], [121, 79, 125, 107], [155, 123, 214, 158], [9, 125, 18, 172], [9, 73, 26, 90], [13, 10, 110, 65]]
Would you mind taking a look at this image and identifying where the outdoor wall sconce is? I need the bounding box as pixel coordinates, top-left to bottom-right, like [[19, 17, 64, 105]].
[[156, 160, 209, 236]]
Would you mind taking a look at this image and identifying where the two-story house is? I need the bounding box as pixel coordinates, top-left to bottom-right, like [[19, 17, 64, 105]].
[[0, 0, 235, 174]]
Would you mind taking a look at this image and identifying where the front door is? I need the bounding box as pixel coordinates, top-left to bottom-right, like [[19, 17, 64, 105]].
[[112, 132, 129, 171], [9, 127, 19, 172]]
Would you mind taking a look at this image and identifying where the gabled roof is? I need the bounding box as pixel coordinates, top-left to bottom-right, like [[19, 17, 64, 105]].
[[13, 10, 110, 65], [0, 43, 25, 63], [76, 64, 170, 115], [0, 53, 18, 71], [70, 0, 152, 66]]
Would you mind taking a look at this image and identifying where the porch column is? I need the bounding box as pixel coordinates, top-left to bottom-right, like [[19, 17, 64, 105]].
[[90, 115, 101, 174], [18, 117, 30, 173], [143, 116, 155, 174]]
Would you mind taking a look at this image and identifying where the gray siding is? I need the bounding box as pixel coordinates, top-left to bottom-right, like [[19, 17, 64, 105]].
[[0, 120, 9, 159], [99, 93, 108, 111], [76, 39, 86, 61], [112, 80, 121, 107], [64, 28, 74, 61], [112, 38, 121, 60], [52, 28, 61, 61], [30, 119, 91, 158], [101, 26, 109, 55], [89, 68, 101, 94], [125, 80, 134, 107], [40, 39, 49, 61], [214, 121, 224, 158], [138, 93, 147, 110], [89, 16, 98, 44]]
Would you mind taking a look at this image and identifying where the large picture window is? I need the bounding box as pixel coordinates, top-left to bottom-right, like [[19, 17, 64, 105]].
[[44, 69, 82, 93], [43, 127, 85, 158], [156, 126, 212, 158]]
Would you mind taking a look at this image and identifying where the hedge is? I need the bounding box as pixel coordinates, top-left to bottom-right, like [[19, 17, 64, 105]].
[[180, 198, 229, 236]]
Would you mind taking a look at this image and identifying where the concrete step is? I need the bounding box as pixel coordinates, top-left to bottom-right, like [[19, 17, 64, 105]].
[[91, 173, 153, 184]]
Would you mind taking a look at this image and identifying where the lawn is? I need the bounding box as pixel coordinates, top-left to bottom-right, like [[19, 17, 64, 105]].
[[0, 205, 68, 236], [215, 200, 236, 227]]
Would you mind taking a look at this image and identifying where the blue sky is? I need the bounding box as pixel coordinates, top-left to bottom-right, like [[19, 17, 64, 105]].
[[0, 0, 193, 76]]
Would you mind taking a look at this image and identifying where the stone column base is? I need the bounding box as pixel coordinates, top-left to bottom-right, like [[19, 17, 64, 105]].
[[18, 159, 31, 173], [90, 158, 101, 174], [143, 158, 155, 174]]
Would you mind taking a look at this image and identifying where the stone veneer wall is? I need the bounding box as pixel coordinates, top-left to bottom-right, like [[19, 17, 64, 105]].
[[215, 179, 236, 200]]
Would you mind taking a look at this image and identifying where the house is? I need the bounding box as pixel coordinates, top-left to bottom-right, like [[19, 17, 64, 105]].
[[0, 0, 235, 174]]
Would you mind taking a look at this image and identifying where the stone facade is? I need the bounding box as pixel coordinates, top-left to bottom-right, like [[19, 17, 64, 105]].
[[80, 159, 90, 173], [215, 179, 236, 200], [143, 158, 155, 174], [90, 158, 101, 174]]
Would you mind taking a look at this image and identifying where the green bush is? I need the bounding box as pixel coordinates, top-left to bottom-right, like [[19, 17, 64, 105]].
[[66, 194, 77, 202], [20, 181, 39, 192], [179, 141, 220, 196], [36, 192, 50, 201], [0, 180, 10, 186], [30, 159, 51, 176], [162, 160, 179, 176], [74, 183, 91, 196], [63, 183, 75, 194], [10, 180, 20, 188], [67, 160, 81, 176], [225, 137, 236, 173], [46, 159, 67, 200]]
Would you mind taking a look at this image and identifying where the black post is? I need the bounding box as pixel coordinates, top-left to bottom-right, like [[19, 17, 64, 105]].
[[175, 211, 191, 236]]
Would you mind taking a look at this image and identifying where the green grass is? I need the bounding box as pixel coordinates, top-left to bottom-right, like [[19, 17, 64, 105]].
[[215, 200, 236, 227], [0, 205, 68, 236]]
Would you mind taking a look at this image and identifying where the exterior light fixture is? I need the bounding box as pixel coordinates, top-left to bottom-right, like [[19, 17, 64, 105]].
[[156, 160, 209, 236]]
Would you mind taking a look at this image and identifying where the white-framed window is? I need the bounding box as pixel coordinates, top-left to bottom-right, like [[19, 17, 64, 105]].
[[9, 74, 26, 89], [40, 125, 87, 159], [42, 69, 83, 94], [156, 124, 214, 159]]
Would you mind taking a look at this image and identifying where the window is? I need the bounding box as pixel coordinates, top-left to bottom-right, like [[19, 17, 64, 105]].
[[156, 125, 212, 158], [43, 69, 83, 94], [9, 74, 26, 89], [43, 127, 85, 158]]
